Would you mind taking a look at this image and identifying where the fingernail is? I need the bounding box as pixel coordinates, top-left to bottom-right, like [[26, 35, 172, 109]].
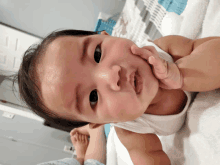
[[149, 56, 155, 64], [132, 45, 138, 49], [131, 45, 138, 52]]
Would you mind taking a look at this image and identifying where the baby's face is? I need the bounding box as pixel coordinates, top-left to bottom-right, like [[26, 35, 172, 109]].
[[39, 32, 159, 124]]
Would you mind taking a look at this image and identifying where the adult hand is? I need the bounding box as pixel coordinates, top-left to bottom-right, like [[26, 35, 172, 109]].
[[131, 44, 183, 89]]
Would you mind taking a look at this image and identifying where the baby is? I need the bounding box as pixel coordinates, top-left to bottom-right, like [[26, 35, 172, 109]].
[[14, 29, 220, 164]]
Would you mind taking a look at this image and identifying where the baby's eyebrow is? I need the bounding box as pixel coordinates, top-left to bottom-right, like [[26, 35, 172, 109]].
[[80, 37, 91, 64]]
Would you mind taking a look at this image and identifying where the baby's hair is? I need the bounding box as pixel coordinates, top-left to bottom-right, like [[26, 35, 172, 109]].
[[12, 29, 99, 129]]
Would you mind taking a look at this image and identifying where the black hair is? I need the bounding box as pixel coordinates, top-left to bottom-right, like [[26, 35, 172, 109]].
[[12, 29, 99, 130]]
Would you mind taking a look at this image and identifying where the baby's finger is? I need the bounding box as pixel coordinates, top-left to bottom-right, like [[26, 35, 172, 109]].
[[144, 46, 158, 57], [149, 56, 168, 79], [131, 45, 152, 60]]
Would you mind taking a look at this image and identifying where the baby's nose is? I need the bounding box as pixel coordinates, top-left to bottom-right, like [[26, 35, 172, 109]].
[[110, 65, 121, 91], [96, 65, 121, 91]]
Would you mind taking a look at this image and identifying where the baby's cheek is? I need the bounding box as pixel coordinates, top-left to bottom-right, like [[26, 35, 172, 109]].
[[108, 39, 133, 58], [106, 93, 143, 122]]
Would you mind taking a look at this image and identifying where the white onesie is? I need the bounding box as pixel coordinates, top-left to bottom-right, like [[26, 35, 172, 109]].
[[111, 41, 196, 136]]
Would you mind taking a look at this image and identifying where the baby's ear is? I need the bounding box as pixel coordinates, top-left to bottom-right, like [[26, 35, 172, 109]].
[[100, 30, 109, 36], [89, 123, 105, 129]]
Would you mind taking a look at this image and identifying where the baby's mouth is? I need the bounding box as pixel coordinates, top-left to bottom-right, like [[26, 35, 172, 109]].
[[131, 70, 143, 94], [134, 70, 143, 94]]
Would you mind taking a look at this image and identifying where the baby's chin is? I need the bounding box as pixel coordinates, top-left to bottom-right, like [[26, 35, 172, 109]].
[[127, 108, 145, 121], [113, 108, 143, 122]]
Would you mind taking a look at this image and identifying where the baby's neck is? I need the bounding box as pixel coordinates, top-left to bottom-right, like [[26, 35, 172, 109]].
[[144, 88, 187, 115], [150, 87, 165, 105]]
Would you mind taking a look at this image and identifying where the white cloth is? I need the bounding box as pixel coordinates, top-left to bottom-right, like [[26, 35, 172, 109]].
[[111, 42, 195, 136], [161, 0, 209, 39], [107, 126, 134, 165], [200, 0, 220, 38], [159, 89, 220, 165], [112, 0, 167, 43], [161, 12, 183, 36], [111, 91, 192, 136], [106, 125, 117, 165]]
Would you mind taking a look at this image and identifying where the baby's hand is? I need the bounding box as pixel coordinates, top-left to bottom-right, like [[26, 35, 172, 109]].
[[131, 44, 183, 89]]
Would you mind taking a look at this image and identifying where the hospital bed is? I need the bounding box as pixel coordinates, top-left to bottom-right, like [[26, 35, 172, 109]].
[[106, 0, 220, 164]]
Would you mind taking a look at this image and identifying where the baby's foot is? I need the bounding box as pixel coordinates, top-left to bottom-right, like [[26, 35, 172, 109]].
[[71, 132, 89, 159]]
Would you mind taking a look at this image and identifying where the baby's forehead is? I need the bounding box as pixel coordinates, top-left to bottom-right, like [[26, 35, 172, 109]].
[[48, 34, 96, 49], [39, 37, 74, 78], [49, 36, 78, 48], [45, 36, 80, 61], [41, 35, 86, 80]]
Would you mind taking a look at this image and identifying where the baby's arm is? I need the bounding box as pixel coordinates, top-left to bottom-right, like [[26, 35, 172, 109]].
[[154, 35, 220, 91], [132, 35, 220, 91], [115, 127, 171, 165]]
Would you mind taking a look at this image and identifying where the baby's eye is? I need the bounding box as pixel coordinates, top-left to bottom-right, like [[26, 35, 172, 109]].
[[94, 46, 102, 63], [89, 89, 98, 108]]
